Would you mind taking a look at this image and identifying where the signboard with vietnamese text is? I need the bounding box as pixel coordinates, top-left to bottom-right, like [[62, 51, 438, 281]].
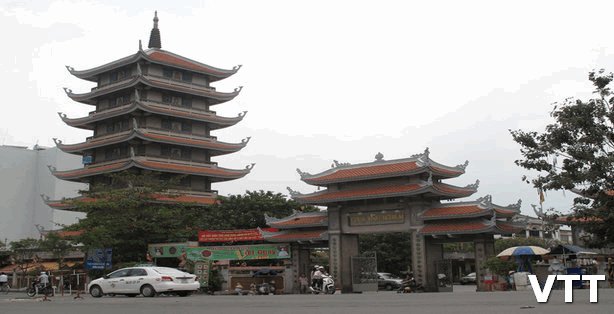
[[186, 244, 291, 261], [348, 211, 405, 226], [85, 248, 112, 270], [198, 228, 278, 243]]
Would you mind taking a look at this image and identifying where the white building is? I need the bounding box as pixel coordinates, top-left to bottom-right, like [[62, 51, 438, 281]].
[[0, 145, 86, 244]]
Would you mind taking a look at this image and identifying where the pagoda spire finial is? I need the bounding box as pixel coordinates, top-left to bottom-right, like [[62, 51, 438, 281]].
[[148, 11, 162, 49]]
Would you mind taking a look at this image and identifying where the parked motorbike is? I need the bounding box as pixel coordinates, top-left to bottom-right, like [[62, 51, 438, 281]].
[[26, 282, 54, 297], [256, 282, 276, 295], [309, 275, 335, 294], [397, 275, 424, 293]]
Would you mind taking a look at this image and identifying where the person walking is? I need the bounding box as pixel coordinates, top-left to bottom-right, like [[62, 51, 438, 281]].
[[299, 274, 309, 294]]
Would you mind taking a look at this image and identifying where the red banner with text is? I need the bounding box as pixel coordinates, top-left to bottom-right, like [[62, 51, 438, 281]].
[[198, 228, 278, 243]]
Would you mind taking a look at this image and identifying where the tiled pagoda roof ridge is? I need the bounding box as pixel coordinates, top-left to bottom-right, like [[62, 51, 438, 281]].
[[257, 227, 328, 243], [48, 156, 254, 182], [296, 149, 468, 186], [288, 180, 479, 204], [41, 192, 217, 209], [418, 218, 523, 236], [66, 48, 240, 83], [58, 101, 246, 130], [53, 126, 249, 156], [264, 210, 328, 229], [63, 74, 242, 105], [421, 195, 522, 220]]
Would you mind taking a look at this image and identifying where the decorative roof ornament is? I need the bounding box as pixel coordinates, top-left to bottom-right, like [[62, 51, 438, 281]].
[[148, 11, 162, 49], [465, 179, 480, 190], [241, 137, 251, 144], [296, 168, 310, 178], [489, 211, 497, 226], [138, 40, 143, 51], [132, 117, 138, 129], [423, 147, 430, 160], [52, 138, 62, 145], [136, 62, 142, 76], [476, 194, 492, 206], [130, 146, 136, 158], [65, 66, 75, 72], [332, 160, 351, 168], [40, 194, 50, 201], [234, 86, 244, 92], [47, 165, 57, 172], [426, 172, 433, 186], [286, 187, 301, 197], [134, 89, 141, 101], [245, 163, 255, 170], [456, 160, 469, 170], [508, 199, 522, 209], [375, 152, 384, 161], [238, 111, 248, 117], [63, 87, 73, 94], [233, 65, 243, 70]]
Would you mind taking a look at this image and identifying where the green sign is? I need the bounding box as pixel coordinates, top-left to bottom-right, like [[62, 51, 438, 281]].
[[186, 244, 291, 261], [148, 243, 188, 258], [193, 260, 210, 287]]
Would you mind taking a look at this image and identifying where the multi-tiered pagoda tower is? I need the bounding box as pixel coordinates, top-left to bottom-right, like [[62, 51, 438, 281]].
[[45, 12, 252, 206], [288, 149, 522, 292]]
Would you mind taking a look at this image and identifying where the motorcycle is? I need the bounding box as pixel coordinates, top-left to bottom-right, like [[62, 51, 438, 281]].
[[26, 282, 54, 297], [397, 276, 424, 293], [309, 275, 335, 294], [256, 282, 276, 295]]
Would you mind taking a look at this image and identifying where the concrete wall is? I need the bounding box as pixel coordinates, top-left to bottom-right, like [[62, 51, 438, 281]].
[[0, 146, 86, 244]]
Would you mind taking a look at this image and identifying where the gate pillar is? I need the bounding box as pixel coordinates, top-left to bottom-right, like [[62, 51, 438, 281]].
[[474, 236, 495, 291], [411, 231, 426, 287], [424, 237, 444, 292]]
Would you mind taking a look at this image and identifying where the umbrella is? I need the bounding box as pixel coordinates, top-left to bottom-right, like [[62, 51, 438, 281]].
[[497, 246, 549, 273], [496, 246, 549, 257]]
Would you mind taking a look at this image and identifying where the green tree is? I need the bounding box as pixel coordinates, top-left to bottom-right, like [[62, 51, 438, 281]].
[[359, 233, 412, 275], [510, 69, 614, 247], [483, 256, 516, 276], [9, 238, 41, 273], [39, 232, 75, 270]]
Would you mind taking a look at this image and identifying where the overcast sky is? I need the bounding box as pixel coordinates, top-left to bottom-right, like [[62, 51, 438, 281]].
[[2, 0, 614, 216]]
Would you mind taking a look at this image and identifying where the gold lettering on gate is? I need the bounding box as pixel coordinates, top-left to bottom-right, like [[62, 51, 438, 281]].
[[348, 211, 405, 226]]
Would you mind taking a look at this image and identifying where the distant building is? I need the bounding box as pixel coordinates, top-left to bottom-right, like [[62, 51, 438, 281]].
[[0, 145, 86, 244]]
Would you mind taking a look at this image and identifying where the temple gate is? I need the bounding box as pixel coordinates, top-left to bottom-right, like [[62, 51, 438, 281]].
[[288, 149, 523, 292]]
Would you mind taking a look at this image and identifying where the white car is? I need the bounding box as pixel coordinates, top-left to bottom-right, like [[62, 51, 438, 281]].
[[88, 266, 200, 297]]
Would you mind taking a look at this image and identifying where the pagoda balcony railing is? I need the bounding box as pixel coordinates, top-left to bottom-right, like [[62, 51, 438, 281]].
[[140, 98, 216, 115], [146, 73, 215, 91], [144, 127, 218, 141], [135, 153, 217, 166], [87, 129, 132, 142], [84, 155, 218, 169]]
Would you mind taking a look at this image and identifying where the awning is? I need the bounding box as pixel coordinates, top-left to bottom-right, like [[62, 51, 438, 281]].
[[548, 244, 597, 255]]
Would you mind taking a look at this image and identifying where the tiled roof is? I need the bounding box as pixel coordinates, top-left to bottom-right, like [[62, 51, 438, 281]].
[[137, 160, 249, 179], [50, 158, 251, 182], [60, 102, 244, 131], [299, 154, 466, 186], [43, 193, 216, 208], [296, 183, 423, 204], [147, 50, 238, 78], [495, 221, 523, 234], [56, 129, 246, 155], [419, 220, 493, 235], [267, 215, 328, 229], [66, 50, 239, 83], [261, 229, 327, 242], [422, 205, 489, 220], [303, 161, 420, 185], [493, 207, 520, 217]]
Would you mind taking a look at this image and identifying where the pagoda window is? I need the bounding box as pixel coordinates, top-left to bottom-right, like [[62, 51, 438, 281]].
[[181, 97, 192, 108], [163, 68, 173, 78], [162, 67, 192, 83], [104, 146, 127, 160], [181, 72, 192, 82], [106, 120, 129, 133], [109, 68, 128, 83], [161, 118, 191, 133], [162, 94, 181, 106], [178, 176, 191, 187], [110, 94, 131, 108]]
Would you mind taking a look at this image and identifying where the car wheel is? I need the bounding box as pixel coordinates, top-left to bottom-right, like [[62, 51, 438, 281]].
[[90, 285, 103, 298], [177, 291, 191, 297], [140, 284, 156, 297], [385, 284, 392, 291]]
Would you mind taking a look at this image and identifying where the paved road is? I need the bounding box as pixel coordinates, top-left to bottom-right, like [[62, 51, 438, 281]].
[[0, 286, 612, 314]]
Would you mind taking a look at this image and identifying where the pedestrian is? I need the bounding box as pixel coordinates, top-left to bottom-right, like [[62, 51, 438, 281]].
[[235, 282, 244, 295], [607, 258, 614, 288], [299, 273, 309, 294]]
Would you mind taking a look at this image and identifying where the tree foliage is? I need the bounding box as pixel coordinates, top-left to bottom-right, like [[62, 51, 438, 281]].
[[9, 238, 41, 273], [510, 69, 614, 247], [484, 256, 516, 276], [66, 173, 312, 264], [359, 233, 412, 275]]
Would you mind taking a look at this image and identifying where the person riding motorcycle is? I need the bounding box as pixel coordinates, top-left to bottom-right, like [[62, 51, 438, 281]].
[[312, 266, 325, 290], [0, 272, 8, 288]]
